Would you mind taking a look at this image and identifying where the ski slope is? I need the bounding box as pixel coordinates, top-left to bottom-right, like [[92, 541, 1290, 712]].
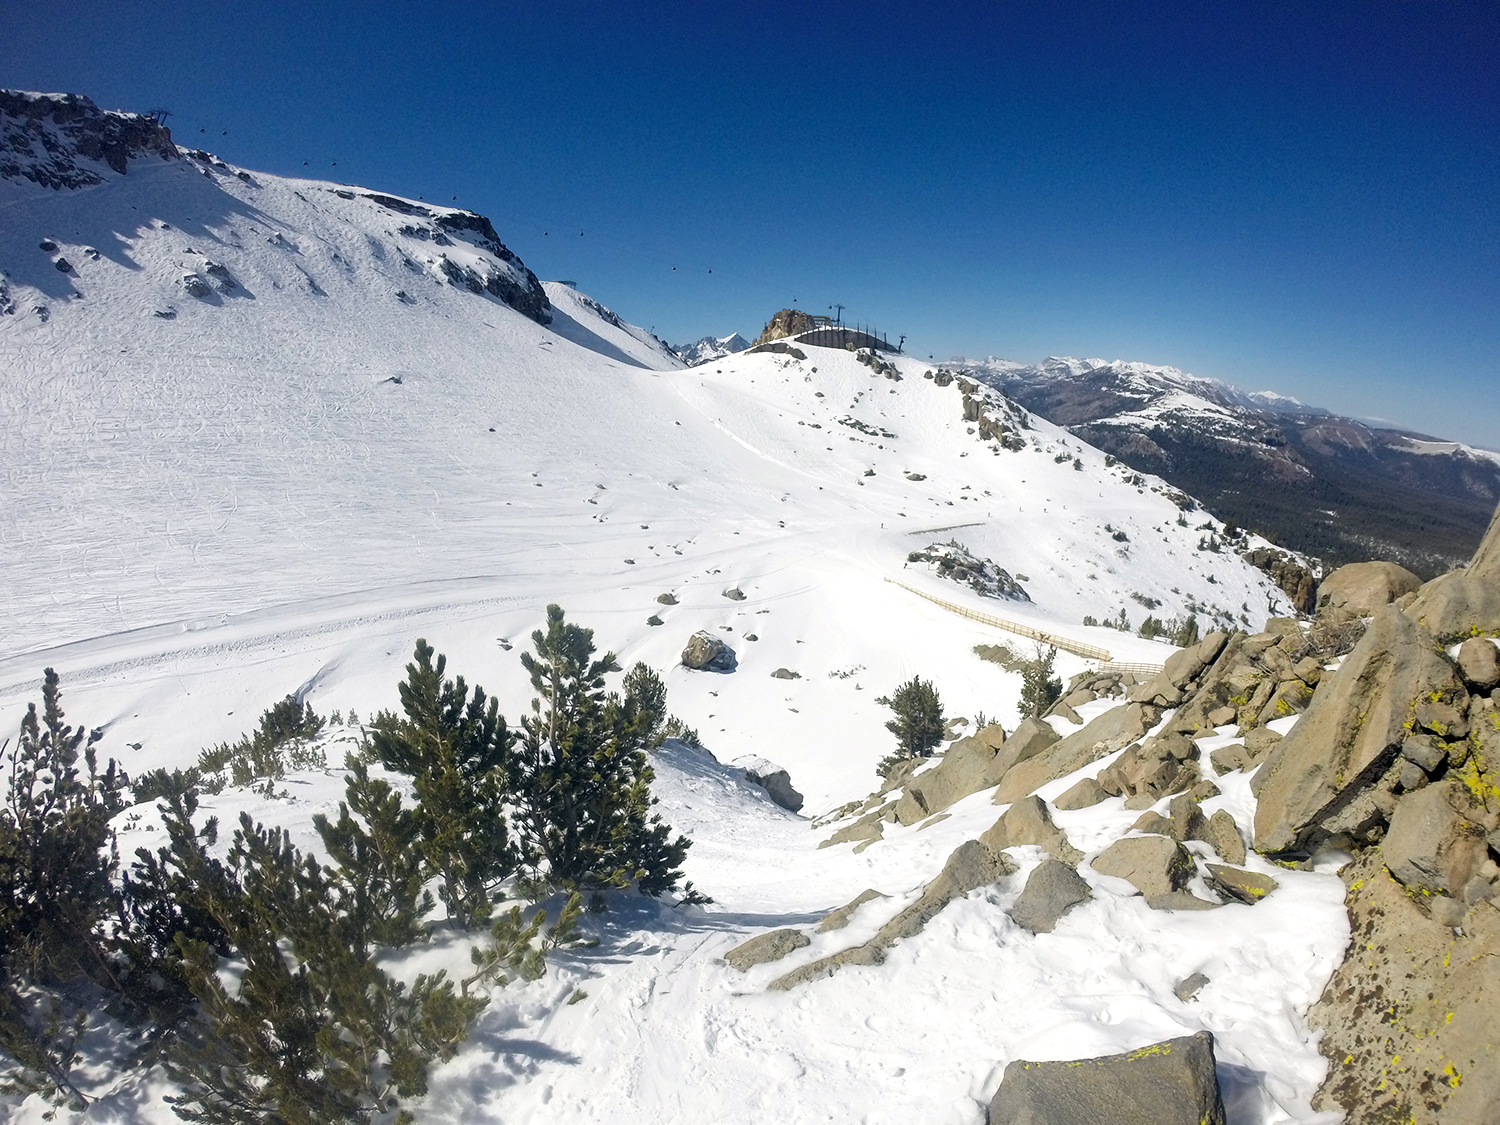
[[0, 111, 1341, 1124]]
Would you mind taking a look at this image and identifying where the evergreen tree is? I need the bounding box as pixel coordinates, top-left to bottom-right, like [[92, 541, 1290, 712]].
[[365, 641, 515, 929], [0, 670, 128, 1108], [313, 758, 432, 949], [1174, 614, 1201, 647], [514, 606, 690, 894], [1019, 646, 1063, 719], [875, 676, 945, 776]]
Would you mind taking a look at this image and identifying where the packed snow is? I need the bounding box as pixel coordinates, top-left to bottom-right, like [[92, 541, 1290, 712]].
[[0, 123, 1344, 1124]]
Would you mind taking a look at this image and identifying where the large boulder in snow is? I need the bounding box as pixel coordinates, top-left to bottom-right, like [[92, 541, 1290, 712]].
[[724, 928, 808, 971], [1252, 605, 1466, 854], [681, 631, 736, 672], [988, 1031, 1226, 1125], [980, 796, 1082, 865], [735, 756, 804, 813], [897, 725, 1009, 818], [1090, 834, 1195, 900], [1009, 858, 1092, 934], [1316, 561, 1423, 618]]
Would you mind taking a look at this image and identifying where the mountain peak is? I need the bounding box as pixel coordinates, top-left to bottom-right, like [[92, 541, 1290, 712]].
[[1, 90, 178, 190]]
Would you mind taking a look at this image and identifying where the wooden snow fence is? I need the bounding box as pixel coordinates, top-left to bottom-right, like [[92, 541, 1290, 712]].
[[882, 576, 1128, 666]]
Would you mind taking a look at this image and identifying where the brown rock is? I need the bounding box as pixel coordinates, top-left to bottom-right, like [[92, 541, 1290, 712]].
[[1091, 834, 1196, 898], [981, 796, 1083, 864], [1253, 605, 1467, 853], [1382, 781, 1489, 898], [725, 927, 808, 971], [1316, 560, 1423, 617], [1456, 637, 1500, 691], [995, 704, 1152, 804]]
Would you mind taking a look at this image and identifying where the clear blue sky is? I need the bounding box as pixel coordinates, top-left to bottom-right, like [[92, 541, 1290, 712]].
[[6, 1, 1498, 447]]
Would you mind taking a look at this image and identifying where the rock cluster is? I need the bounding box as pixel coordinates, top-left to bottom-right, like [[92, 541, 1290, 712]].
[[752, 308, 821, 345], [905, 540, 1030, 602], [1, 91, 177, 189]]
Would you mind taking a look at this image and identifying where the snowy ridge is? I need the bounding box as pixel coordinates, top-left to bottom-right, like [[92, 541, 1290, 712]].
[[674, 331, 751, 366], [0, 97, 1342, 1125]]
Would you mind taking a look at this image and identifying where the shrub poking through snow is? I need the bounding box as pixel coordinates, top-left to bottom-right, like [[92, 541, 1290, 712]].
[[875, 677, 945, 777]]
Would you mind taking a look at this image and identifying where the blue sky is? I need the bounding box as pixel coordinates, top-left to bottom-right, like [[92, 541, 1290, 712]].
[[5, 1, 1498, 446]]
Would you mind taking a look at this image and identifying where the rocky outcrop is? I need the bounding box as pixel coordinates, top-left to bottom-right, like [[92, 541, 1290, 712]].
[[1242, 546, 1317, 613], [1, 91, 177, 189], [724, 927, 809, 971], [753, 308, 820, 345], [1252, 605, 1467, 853], [1316, 560, 1423, 618], [734, 756, 804, 813], [816, 889, 886, 932], [892, 724, 1009, 824], [769, 840, 1016, 990], [681, 631, 736, 672], [992, 703, 1155, 805], [905, 540, 1030, 601], [988, 1031, 1226, 1125], [1311, 851, 1500, 1125]]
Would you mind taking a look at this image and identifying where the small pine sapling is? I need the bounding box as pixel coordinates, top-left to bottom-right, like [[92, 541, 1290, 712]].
[[1019, 645, 1063, 719], [875, 676, 944, 776]]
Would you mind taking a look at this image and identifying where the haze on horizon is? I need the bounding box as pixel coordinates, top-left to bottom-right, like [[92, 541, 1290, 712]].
[[4, 0, 1496, 449]]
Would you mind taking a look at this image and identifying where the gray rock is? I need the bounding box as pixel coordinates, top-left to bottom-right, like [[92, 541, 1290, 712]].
[[1054, 776, 1108, 809], [992, 716, 1059, 773], [656, 592, 678, 605], [1091, 834, 1196, 898], [1145, 890, 1222, 911], [899, 727, 1011, 818], [723, 586, 747, 601], [981, 796, 1083, 865], [816, 888, 886, 932], [770, 667, 801, 680], [1317, 561, 1423, 617], [1400, 733, 1447, 773], [1204, 863, 1279, 904], [1048, 700, 1083, 725], [1205, 810, 1247, 865], [769, 840, 1016, 991], [1253, 605, 1467, 853], [646, 614, 663, 626], [819, 813, 883, 849], [1382, 781, 1489, 897], [1209, 742, 1248, 774], [1405, 570, 1500, 643], [1456, 637, 1500, 691], [736, 756, 804, 813], [988, 1031, 1226, 1125], [724, 927, 809, 971], [181, 272, 212, 299], [994, 703, 1152, 805], [681, 630, 736, 672], [1010, 858, 1092, 933], [1174, 972, 1209, 1001]]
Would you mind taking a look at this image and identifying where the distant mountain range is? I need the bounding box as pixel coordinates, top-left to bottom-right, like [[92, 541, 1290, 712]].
[[673, 332, 750, 366], [958, 356, 1500, 577]]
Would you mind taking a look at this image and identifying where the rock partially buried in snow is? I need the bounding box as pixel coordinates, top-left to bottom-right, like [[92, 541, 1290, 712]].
[[816, 888, 886, 932], [722, 586, 746, 601], [988, 1031, 1226, 1125], [1174, 972, 1210, 1001], [734, 755, 804, 813], [681, 631, 736, 672], [993, 703, 1154, 805], [1009, 858, 1091, 933], [981, 796, 1082, 865], [724, 928, 809, 971], [1091, 834, 1195, 899], [1204, 863, 1279, 905]]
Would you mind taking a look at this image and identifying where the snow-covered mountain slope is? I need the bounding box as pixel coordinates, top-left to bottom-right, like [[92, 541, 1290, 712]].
[[0, 94, 1342, 1125], [673, 330, 751, 365], [961, 355, 1500, 576]]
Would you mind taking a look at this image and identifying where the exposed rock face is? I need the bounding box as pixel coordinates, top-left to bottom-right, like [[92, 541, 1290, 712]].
[[1253, 605, 1466, 853], [1242, 546, 1318, 613], [1380, 781, 1489, 898], [1009, 858, 1092, 934], [987, 1031, 1226, 1125], [816, 889, 886, 932], [681, 631, 736, 672], [724, 928, 809, 971], [1, 91, 177, 189], [1311, 852, 1500, 1125], [734, 756, 804, 813], [1316, 560, 1423, 617], [753, 307, 821, 345]]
